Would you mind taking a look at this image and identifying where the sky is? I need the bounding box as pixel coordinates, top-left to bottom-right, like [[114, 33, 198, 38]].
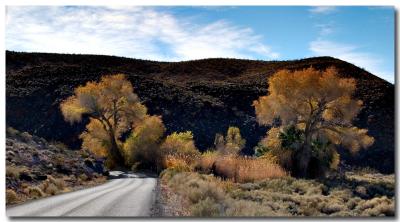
[[5, 6, 395, 83]]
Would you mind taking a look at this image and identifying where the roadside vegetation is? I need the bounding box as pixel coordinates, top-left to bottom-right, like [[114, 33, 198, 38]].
[[160, 169, 394, 217]]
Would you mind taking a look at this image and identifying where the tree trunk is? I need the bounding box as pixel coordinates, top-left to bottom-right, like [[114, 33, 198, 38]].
[[295, 134, 312, 178], [296, 144, 311, 178], [108, 132, 124, 169]]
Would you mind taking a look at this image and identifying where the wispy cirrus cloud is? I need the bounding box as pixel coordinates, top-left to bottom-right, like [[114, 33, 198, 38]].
[[309, 6, 337, 14], [309, 40, 393, 83], [6, 6, 279, 61], [308, 7, 393, 83]]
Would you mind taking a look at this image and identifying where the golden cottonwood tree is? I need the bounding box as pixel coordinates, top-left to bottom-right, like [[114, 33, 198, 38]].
[[253, 67, 374, 177], [160, 131, 200, 170], [123, 115, 165, 171], [161, 131, 199, 156], [215, 126, 246, 155], [60, 74, 147, 167]]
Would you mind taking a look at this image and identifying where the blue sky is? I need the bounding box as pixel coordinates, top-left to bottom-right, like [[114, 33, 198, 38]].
[[6, 6, 394, 82]]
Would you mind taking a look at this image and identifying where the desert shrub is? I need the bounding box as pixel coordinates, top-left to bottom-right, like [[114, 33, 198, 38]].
[[27, 186, 44, 199], [6, 189, 18, 204], [320, 202, 346, 215], [239, 183, 261, 191], [44, 183, 59, 195], [357, 196, 394, 216], [40, 177, 62, 195], [6, 166, 26, 178], [165, 171, 226, 204], [159, 168, 180, 182], [78, 173, 89, 181], [225, 199, 275, 216], [190, 197, 221, 217], [329, 189, 353, 203], [258, 177, 295, 193], [187, 180, 225, 204], [47, 175, 65, 190]]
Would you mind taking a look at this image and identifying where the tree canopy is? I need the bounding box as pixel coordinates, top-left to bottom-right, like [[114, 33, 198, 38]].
[[60, 74, 147, 167], [253, 67, 374, 177]]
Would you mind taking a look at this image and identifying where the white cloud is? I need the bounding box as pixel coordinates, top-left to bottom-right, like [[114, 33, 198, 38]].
[[6, 6, 279, 61], [309, 40, 393, 83], [309, 6, 337, 14]]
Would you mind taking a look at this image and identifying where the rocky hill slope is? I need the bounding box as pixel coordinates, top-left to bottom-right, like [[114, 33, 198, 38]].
[[6, 127, 107, 205], [6, 51, 394, 173]]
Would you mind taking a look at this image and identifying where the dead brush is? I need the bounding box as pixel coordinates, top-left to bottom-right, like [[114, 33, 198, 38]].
[[164, 155, 193, 172], [196, 151, 219, 173], [236, 157, 287, 183], [213, 155, 287, 183]]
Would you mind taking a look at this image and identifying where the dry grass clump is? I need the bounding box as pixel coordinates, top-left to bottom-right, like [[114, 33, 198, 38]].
[[47, 175, 66, 190], [212, 155, 287, 183], [164, 155, 193, 172], [43, 183, 58, 195], [6, 165, 27, 179], [6, 189, 19, 204], [236, 157, 287, 183], [196, 151, 219, 173], [39, 175, 66, 196], [25, 186, 44, 199]]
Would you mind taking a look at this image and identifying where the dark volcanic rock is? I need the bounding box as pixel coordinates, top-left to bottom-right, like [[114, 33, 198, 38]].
[[19, 172, 32, 181], [6, 51, 394, 173]]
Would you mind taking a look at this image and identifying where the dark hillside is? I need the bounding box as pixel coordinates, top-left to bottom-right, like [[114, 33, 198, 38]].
[[6, 51, 395, 173]]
